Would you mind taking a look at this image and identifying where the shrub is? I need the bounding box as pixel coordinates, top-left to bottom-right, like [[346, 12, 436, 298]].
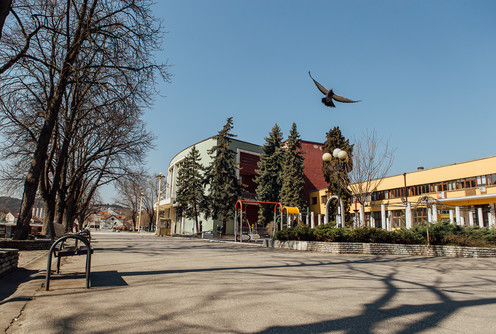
[[443, 234, 492, 248], [273, 221, 496, 247], [274, 225, 315, 241], [313, 224, 349, 242], [349, 227, 393, 243], [392, 228, 426, 245]]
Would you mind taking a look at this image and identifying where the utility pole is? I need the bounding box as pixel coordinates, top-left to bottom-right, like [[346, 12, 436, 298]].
[[155, 173, 165, 235], [137, 192, 143, 232]]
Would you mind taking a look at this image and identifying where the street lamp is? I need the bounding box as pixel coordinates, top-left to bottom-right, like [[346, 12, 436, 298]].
[[322, 149, 348, 228], [155, 172, 165, 235]]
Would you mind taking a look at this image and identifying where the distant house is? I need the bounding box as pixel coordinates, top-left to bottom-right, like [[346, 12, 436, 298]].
[[0, 212, 17, 238], [100, 211, 126, 230], [123, 220, 133, 230], [5, 212, 18, 224], [30, 216, 43, 235], [0, 212, 43, 237]]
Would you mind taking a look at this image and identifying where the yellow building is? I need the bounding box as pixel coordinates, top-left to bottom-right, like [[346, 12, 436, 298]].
[[310, 156, 496, 229]]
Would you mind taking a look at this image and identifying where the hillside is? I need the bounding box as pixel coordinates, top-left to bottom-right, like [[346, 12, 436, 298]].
[[0, 196, 21, 213]]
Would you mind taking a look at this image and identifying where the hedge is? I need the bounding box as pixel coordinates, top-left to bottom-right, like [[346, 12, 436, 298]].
[[274, 221, 496, 248]]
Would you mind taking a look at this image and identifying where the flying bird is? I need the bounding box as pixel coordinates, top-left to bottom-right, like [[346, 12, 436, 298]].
[[308, 71, 361, 108]]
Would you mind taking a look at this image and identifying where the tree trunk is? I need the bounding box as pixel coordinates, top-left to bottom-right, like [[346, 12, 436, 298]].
[[42, 204, 56, 240], [14, 118, 57, 239], [13, 1, 95, 240]]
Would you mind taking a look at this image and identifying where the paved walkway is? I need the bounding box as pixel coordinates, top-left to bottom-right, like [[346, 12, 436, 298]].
[[2, 232, 496, 333]]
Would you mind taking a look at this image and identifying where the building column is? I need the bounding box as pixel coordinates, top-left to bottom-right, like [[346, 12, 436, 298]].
[[431, 204, 437, 222], [381, 205, 387, 230], [455, 206, 461, 225], [460, 208, 466, 226], [370, 215, 375, 228], [489, 204, 496, 228], [310, 212, 315, 228], [449, 210, 454, 224], [317, 214, 321, 226], [477, 207, 484, 227], [427, 207, 432, 223], [359, 206, 365, 227], [468, 207, 474, 226], [405, 202, 412, 229]]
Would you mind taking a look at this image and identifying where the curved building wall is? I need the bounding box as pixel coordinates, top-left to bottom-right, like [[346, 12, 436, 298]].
[[160, 137, 262, 236]]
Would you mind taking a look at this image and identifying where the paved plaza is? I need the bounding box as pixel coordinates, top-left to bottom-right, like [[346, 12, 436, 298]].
[[2, 232, 496, 333]]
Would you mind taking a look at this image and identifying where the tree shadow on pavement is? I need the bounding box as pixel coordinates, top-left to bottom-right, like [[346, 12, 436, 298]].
[[255, 270, 496, 334], [0, 268, 38, 304]]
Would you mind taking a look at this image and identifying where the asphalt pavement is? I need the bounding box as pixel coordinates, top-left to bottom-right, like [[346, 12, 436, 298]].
[[2, 231, 496, 333]]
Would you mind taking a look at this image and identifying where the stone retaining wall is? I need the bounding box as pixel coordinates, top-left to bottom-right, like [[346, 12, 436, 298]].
[[0, 239, 52, 250], [0, 249, 19, 277], [262, 240, 496, 258]]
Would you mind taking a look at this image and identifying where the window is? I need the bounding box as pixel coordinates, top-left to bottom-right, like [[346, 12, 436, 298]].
[[372, 191, 385, 201], [311, 197, 317, 205], [437, 183, 448, 192], [413, 208, 427, 224], [477, 176, 486, 186], [391, 211, 405, 228], [321, 195, 327, 203]]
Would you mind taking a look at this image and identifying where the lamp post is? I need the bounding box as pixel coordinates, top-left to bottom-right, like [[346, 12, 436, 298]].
[[137, 192, 143, 233], [155, 172, 165, 235], [322, 149, 348, 228]]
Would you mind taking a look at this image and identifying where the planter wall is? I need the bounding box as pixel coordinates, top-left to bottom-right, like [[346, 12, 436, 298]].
[[0, 239, 52, 250], [0, 249, 18, 277], [262, 240, 496, 258]]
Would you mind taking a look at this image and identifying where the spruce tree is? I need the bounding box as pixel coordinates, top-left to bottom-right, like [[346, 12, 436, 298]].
[[280, 123, 306, 210], [175, 145, 208, 232], [205, 117, 243, 230], [322, 126, 354, 222], [254, 124, 284, 225]]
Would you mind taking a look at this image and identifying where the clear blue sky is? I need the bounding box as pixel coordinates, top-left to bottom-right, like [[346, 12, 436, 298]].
[[113, 0, 496, 201]]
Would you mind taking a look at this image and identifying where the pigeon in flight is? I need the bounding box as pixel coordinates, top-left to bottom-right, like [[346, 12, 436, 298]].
[[308, 71, 361, 108]]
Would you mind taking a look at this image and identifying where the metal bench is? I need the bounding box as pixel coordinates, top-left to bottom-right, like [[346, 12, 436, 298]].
[[45, 232, 93, 291]]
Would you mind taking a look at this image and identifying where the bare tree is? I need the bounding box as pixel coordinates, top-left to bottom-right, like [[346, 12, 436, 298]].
[[0, 0, 44, 75], [141, 175, 159, 231], [0, 0, 11, 39], [0, 0, 169, 239], [348, 129, 395, 227], [115, 171, 158, 231], [115, 171, 148, 231]]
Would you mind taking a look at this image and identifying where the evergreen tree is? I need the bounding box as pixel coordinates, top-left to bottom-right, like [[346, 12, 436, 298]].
[[254, 124, 285, 224], [205, 117, 243, 230], [280, 123, 306, 210], [175, 145, 208, 233], [322, 126, 354, 222]]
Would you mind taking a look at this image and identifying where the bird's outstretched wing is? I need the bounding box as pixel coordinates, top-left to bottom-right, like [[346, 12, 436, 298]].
[[332, 93, 361, 104], [308, 71, 328, 95]]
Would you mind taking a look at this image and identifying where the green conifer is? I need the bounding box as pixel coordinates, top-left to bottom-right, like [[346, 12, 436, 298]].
[[175, 145, 208, 232], [280, 123, 306, 210], [205, 117, 243, 230], [254, 124, 285, 224]]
